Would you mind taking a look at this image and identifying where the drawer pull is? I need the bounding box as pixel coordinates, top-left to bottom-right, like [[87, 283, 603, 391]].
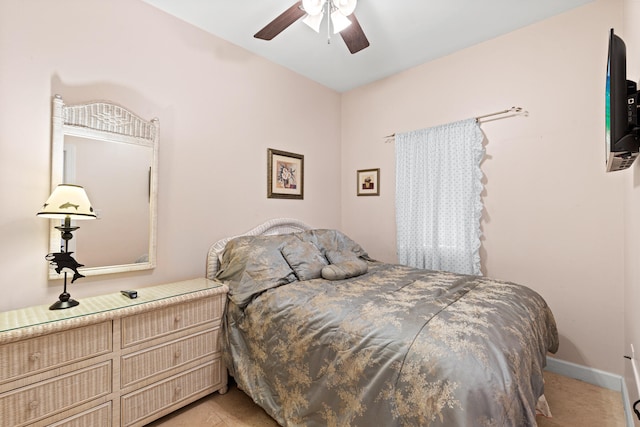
[[174, 315, 181, 323], [174, 350, 182, 359], [29, 352, 41, 362], [29, 400, 39, 410], [174, 386, 182, 396]]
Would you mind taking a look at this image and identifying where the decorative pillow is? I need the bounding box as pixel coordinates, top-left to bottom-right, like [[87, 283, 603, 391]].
[[215, 234, 298, 308], [324, 249, 360, 264], [297, 229, 369, 259], [281, 240, 328, 281], [322, 259, 369, 281]]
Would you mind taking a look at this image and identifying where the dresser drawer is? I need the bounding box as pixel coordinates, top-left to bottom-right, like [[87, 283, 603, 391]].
[[0, 322, 112, 384], [0, 361, 111, 427], [46, 401, 112, 427], [121, 328, 219, 388], [121, 296, 223, 348], [121, 360, 220, 426]]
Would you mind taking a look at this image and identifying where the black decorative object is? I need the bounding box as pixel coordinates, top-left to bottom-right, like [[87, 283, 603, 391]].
[[46, 218, 83, 309], [46, 252, 85, 283]]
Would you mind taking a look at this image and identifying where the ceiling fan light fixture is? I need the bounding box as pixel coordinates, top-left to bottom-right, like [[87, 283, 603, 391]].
[[330, 10, 351, 34], [332, 0, 357, 16], [302, 0, 324, 15], [302, 13, 324, 33], [255, 0, 368, 54]]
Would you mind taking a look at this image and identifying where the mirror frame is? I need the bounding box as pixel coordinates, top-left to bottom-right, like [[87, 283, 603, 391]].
[[49, 94, 159, 278]]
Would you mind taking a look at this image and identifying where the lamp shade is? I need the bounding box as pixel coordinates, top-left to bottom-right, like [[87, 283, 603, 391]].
[[37, 184, 96, 220], [332, 0, 357, 16], [330, 10, 352, 34], [302, 0, 324, 15], [303, 12, 324, 33]]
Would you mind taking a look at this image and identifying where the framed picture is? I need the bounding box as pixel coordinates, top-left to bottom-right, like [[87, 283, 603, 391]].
[[357, 168, 380, 196], [267, 148, 304, 199]]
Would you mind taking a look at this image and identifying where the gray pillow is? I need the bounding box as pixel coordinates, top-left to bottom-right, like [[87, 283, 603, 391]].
[[325, 249, 360, 264], [281, 240, 328, 281], [216, 234, 298, 307], [322, 259, 368, 281], [297, 229, 368, 259]]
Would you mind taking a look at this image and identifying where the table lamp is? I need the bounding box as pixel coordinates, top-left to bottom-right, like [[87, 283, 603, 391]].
[[37, 184, 97, 310]]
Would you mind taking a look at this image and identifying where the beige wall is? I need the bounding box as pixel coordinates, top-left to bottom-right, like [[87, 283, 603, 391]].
[[341, 0, 626, 375], [0, 0, 342, 312]]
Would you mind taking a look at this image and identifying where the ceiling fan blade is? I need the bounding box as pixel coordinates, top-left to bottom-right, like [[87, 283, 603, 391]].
[[340, 13, 369, 54], [254, 1, 306, 40]]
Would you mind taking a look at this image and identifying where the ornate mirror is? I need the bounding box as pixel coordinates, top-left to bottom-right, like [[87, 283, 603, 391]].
[[48, 94, 159, 278]]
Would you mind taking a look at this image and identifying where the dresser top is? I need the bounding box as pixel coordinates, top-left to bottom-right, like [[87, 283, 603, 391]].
[[0, 278, 227, 341]]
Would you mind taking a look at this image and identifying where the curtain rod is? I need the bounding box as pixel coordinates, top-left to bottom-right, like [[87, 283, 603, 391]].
[[383, 106, 527, 141]]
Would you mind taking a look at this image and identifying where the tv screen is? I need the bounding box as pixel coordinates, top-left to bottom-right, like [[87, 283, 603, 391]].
[[606, 28, 640, 172]]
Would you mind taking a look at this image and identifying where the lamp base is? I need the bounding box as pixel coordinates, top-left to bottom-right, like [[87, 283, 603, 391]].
[[49, 292, 80, 310]]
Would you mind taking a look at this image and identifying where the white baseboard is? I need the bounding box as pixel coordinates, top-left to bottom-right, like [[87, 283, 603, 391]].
[[545, 356, 634, 427]]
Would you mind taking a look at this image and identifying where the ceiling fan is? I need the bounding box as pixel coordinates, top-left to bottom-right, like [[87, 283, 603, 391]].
[[254, 0, 370, 54]]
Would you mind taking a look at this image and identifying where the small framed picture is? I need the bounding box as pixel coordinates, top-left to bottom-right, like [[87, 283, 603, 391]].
[[357, 168, 380, 196], [267, 148, 304, 199]]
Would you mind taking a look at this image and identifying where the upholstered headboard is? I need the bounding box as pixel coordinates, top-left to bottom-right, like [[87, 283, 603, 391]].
[[206, 218, 313, 280]]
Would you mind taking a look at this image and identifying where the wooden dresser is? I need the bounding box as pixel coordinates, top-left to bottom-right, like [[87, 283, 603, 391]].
[[0, 278, 229, 427]]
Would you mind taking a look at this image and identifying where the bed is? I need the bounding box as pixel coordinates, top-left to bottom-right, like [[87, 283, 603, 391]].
[[206, 218, 559, 427]]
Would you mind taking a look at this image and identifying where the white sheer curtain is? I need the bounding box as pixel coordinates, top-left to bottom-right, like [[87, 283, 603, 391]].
[[395, 118, 484, 275]]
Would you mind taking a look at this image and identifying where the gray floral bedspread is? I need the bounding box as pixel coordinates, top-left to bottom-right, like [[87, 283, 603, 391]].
[[216, 230, 559, 427]]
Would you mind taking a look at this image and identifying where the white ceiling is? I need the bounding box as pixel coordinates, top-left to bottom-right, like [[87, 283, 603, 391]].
[[141, 0, 593, 93]]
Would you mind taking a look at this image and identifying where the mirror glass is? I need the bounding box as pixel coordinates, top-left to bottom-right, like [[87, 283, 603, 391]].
[[49, 95, 159, 278]]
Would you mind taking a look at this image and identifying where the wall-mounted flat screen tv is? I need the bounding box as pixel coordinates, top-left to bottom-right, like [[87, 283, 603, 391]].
[[606, 28, 640, 172]]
